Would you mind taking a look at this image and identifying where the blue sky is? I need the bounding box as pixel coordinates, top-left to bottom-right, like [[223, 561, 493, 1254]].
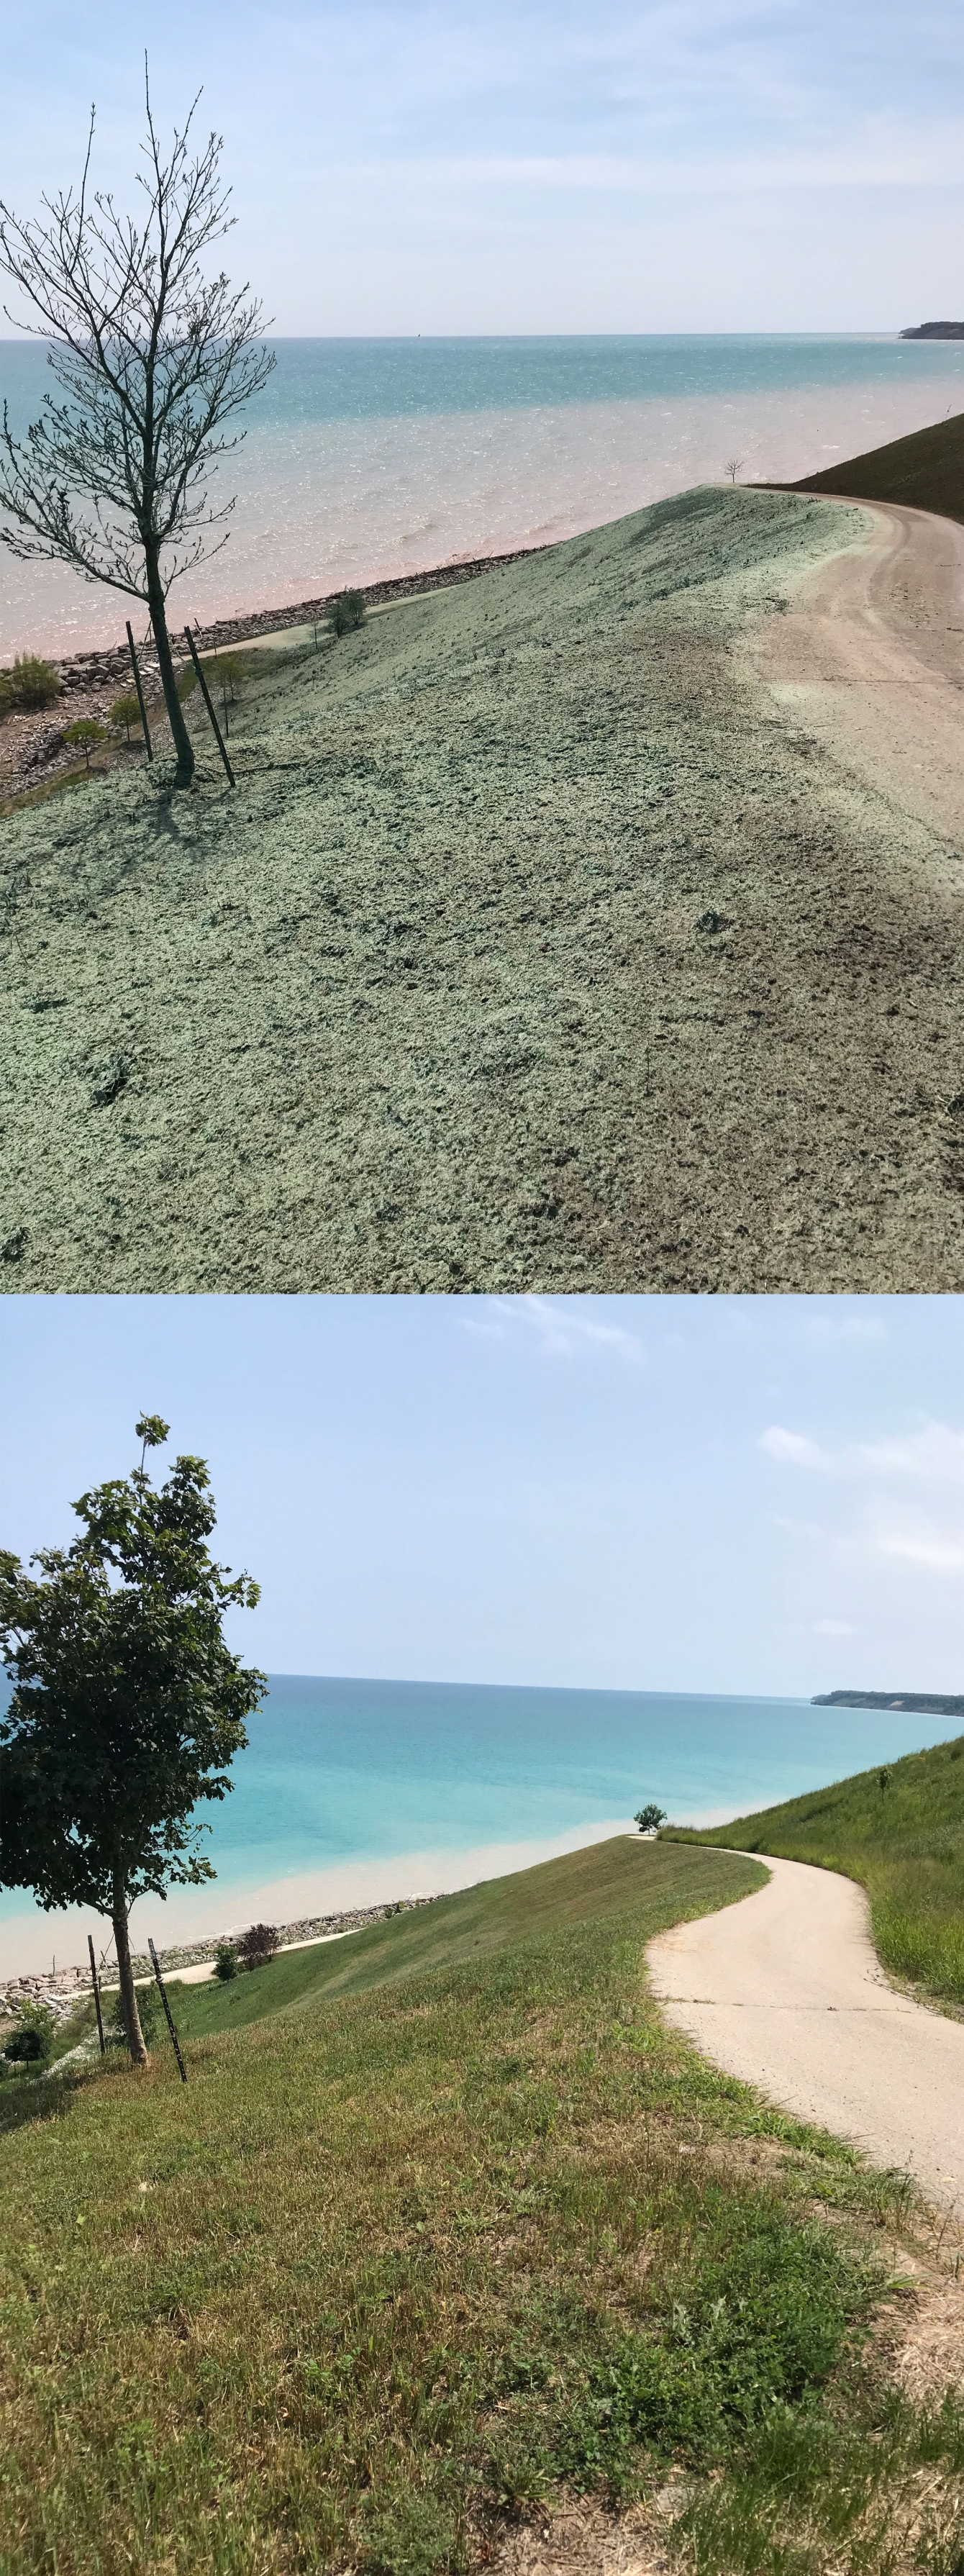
[[3, 1294, 964, 1696], [1, 1, 961, 332]]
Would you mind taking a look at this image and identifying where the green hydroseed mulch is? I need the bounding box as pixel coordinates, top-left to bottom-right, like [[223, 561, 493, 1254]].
[[3, 484, 963, 1292]]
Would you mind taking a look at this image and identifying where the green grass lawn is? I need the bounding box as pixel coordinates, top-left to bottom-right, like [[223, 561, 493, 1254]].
[[665, 1732, 964, 2009], [792, 407, 964, 527], [1, 1837, 961, 2576]]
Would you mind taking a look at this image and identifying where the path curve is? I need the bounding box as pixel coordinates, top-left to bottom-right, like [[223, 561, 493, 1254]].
[[742, 498, 964, 851], [647, 1854, 964, 2214]]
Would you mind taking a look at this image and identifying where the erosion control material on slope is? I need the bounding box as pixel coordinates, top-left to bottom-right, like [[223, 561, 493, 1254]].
[[3, 486, 963, 1293]]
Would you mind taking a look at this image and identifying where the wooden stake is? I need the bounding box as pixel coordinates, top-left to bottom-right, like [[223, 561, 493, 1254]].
[[147, 1936, 188, 2083], [125, 622, 153, 761], [88, 1933, 106, 2054], [183, 628, 236, 786]]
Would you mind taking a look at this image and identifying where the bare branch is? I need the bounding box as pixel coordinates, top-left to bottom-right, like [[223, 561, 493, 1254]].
[[0, 72, 274, 781]]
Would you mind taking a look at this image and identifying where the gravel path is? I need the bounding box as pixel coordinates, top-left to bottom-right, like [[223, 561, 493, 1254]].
[[647, 1853, 964, 2216], [744, 496, 964, 851]]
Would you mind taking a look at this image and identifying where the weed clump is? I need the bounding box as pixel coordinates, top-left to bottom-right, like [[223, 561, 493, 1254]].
[[0, 653, 60, 712], [1, 1998, 57, 2072]]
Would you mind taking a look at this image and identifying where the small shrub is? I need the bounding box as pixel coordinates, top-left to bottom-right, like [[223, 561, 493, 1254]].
[[2, 1999, 57, 2070], [237, 1922, 281, 1972], [634, 1804, 668, 1836], [63, 717, 107, 772], [109, 691, 143, 743], [328, 589, 366, 638], [0, 653, 61, 713], [211, 651, 247, 700], [214, 1942, 239, 1982]]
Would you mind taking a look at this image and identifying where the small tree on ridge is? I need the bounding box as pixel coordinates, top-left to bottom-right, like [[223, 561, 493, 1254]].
[[0, 1417, 265, 2065], [0, 65, 274, 789]]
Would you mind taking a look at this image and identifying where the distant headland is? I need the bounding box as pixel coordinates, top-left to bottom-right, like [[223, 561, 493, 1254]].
[[899, 322, 964, 340], [813, 1689, 964, 1714]]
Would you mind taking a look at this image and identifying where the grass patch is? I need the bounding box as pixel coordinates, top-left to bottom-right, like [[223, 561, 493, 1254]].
[[1, 1836, 956, 2575], [664, 1733, 964, 2010], [791, 407, 964, 527]]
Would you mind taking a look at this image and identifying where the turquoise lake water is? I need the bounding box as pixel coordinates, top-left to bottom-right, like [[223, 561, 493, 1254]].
[[3, 1674, 945, 1908], [4, 332, 963, 655], [0, 1674, 950, 1962]]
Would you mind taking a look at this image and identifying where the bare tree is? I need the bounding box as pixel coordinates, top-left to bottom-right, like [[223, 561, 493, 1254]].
[[0, 66, 274, 788], [723, 458, 745, 486]]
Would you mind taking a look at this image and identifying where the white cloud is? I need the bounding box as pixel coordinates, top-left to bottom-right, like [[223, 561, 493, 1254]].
[[867, 1518, 964, 1574], [856, 1425, 964, 1484], [814, 1618, 855, 1636], [468, 1297, 643, 1361], [760, 1425, 830, 1468]]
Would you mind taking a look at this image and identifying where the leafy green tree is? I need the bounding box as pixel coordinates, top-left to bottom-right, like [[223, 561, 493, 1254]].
[[109, 690, 144, 744], [0, 1418, 265, 2067], [0, 68, 274, 789], [63, 716, 107, 771], [633, 1803, 668, 1836]]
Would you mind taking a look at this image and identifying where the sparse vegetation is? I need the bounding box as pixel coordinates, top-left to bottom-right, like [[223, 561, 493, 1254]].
[[0, 652, 60, 713], [664, 1732, 964, 2008]]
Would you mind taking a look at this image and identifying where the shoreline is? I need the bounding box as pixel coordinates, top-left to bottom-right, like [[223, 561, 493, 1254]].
[[0, 1895, 445, 2023], [0, 538, 555, 804], [0, 1816, 645, 1988], [12, 538, 555, 697]]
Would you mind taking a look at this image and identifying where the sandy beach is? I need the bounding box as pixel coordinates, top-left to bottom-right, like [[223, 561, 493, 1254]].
[[0, 1816, 634, 1978]]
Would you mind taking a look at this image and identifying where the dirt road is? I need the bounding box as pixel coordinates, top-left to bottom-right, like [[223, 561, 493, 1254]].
[[744, 497, 964, 852], [647, 1853, 964, 2215]]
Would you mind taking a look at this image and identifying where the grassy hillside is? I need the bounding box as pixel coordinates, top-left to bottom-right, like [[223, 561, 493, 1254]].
[[665, 1733, 964, 2007], [6, 482, 964, 1297], [3, 1835, 960, 2576], [791, 409, 964, 526]]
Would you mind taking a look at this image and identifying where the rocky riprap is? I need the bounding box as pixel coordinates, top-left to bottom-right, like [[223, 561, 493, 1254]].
[[0, 543, 547, 798], [0, 1892, 442, 2025]]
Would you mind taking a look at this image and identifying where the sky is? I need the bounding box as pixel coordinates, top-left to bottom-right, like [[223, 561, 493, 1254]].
[[1, 1, 962, 335], [3, 1293, 964, 1698]]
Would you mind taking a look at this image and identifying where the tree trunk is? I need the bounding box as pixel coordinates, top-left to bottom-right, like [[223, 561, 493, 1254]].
[[112, 1869, 148, 2066], [145, 550, 195, 788]]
